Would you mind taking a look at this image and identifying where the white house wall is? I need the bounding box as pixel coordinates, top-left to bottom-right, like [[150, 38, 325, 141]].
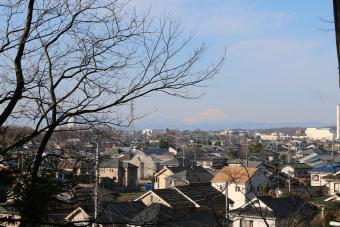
[[232, 217, 276, 227]]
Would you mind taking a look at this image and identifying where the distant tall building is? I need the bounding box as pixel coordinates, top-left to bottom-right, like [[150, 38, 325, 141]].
[[337, 104, 340, 140]]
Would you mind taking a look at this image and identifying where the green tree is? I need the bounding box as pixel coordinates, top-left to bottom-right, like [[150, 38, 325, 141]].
[[324, 201, 340, 227], [159, 138, 169, 148], [250, 143, 263, 153]]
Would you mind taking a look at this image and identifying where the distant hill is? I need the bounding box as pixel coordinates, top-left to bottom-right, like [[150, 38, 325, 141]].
[[136, 120, 335, 131]]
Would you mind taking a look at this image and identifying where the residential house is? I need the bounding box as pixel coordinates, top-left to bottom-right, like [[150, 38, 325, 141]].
[[310, 194, 340, 217], [128, 151, 162, 180], [323, 171, 340, 195], [227, 159, 243, 167], [211, 166, 268, 209], [130, 203, 228, 227], [99, 159, 138, 187], [281, 163, 312, 179], [300, 154, 340, 168], [159, 158, 180, 168], [310, 164, 340, 187], [196, 155, 227, 169], [298, 153, 319, 164], [295, 149, 320, 159], [135, 183, 233, 212], [64, 201, 146, 226], [230, 196, 318, 227], [241, 161, 273, 175], [154, 166, 213, 189]]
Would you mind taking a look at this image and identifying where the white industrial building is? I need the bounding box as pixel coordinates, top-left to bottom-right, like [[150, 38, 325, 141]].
[[255, 132, 289, 141], [305, 128, 335, 141]]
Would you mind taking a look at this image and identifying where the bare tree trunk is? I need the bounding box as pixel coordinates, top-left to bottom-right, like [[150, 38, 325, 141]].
[[0, 0, 34, 127]]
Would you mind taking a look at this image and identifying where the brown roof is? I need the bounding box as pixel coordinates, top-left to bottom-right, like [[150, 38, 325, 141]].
[[211, 166, 258, 184]]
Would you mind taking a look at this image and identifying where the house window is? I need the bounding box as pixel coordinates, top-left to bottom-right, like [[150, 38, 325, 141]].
[[240, 219, 253, 227], [312, 175, 319, 181], [235, 186, 241, 192], [335, 183, 340, 193]]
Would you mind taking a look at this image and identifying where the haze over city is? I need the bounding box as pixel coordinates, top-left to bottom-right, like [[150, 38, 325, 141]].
[[1, 1, 340, 226], [134, 0, 340, 129]]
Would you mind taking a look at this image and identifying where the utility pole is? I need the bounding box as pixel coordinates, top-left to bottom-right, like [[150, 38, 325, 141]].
[[288, 172, 291, 194], [332, 139, 335, 166], [225, 182, 229, 226], [245, 143, 249, 167], [94, 142, 99, 227], [277, 162, 280, 198], [129, 100, 135, 144], [182, 145, 185, 167], [194, 138, 197, 167]]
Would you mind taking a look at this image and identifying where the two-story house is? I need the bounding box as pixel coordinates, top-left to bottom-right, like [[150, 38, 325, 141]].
[[154, 166, 213, 189], [230, 196, 318, 227], [129, 151, 163, 180], [310, 164, 340, 187], [281, 163, 312, 179], [211, 166, 268, 209], [323, 171, 340, 195], [99, 159, 138, 187], [135, 183, 233, 213]]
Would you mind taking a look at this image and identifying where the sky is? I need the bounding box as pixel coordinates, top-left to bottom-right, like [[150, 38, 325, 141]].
[[131, 0, 340, 130]]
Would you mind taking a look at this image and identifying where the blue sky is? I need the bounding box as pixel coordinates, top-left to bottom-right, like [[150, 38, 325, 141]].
[[132, 0, 340, 129]]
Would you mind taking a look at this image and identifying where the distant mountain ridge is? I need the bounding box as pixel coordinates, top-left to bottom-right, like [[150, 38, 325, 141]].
[[136, 120, 335, 130]]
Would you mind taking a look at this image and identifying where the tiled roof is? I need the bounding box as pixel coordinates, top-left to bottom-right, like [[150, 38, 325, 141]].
[[153, 188, 194, 208], [166, 166, 213, 183], [97, 201, 146, 224], [211, 166, 258, 183], [99, 159, 137, 169], [230, 196, 318, 220], [131, 204, 227, 226], [311, 164, 340, 173], [167, 166, 190, 173], [283, 163, 312, 169], [99, 159, 120, 168], [175, 183, 232, 207], [151, 183, 231, 208], [258, 196, 318, 219]]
